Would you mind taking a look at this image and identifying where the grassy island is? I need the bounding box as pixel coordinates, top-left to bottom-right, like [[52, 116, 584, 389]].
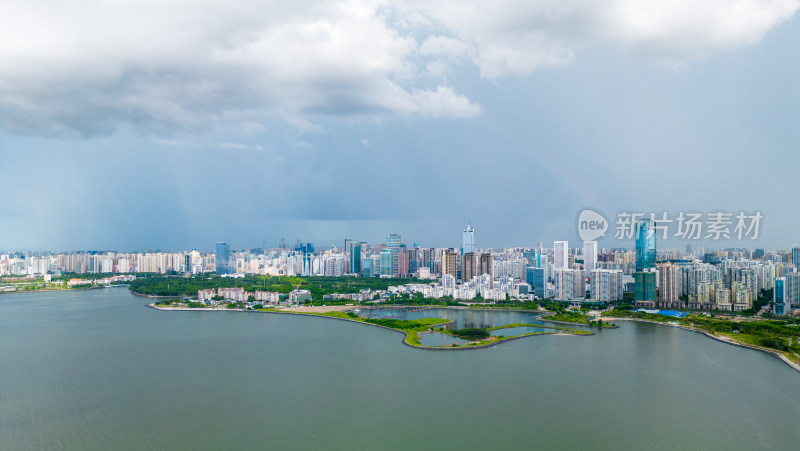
[[148, 301, 590, 349], [542, 311, 616, 328]]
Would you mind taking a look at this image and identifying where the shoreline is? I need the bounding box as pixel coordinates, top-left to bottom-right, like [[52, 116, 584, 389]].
[[603, 316, 800, 373], [538, 317, 619, 329], [146, 304, 592, 350], [143, 300, 797, 368], [0, 285, 109, 296]]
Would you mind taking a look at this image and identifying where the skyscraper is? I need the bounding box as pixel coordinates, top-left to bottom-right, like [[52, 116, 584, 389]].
[[442, 248, 458, 280], [793, 245, 800, 268], [479, 253, 493, 280], [590, 269, 623, 302], [554, 268, 584, 300], [398, 246, 409, 278], [634, 270, 657, 306], [380, 249, 392, 276], [350, 242, 362, 275], [774, 277, 789, 315], [526, 266, 546, 298], [657, 264, 682, 308], [554, 241, 568, 269], [343, 238, 354, 272], [215, 242, 230, 274], [386, 234, 401, 276], [462, 223, 475, 255], [583, 241, 597, 277], [462, 252, 476, 283], [635, 219, 656, 272]]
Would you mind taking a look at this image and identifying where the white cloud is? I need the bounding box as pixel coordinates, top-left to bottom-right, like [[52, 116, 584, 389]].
[[410, 86, 483, 118], [0, 0, 796, 137], [401, 0, 800, 77]]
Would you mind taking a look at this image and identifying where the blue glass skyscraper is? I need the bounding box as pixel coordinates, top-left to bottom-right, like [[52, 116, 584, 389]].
[[215, 242, 231, 274], [462, 223, 475, 255], [380, 249, 392, 276], [635, 219, 656, 272], [350, 242, 362, 274], [386, 234, 401, 276]]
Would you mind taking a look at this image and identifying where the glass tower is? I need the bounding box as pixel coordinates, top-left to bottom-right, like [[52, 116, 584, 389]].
[[215, 242, 231, 274], [350, 243, 362, 275], [635, 220, 656, 272], [462, 223, 475, 255], [380, 249, 392, 276], [386, 234, 401, 276]]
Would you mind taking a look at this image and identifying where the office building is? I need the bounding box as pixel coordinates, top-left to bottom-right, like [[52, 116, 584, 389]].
[[380, 249, 392, 276], [583, 241, 597, 277], [774, 277, 790, 315], [215, 242, 231, 274], [635, 219, 656, 272], [526, 266, 547, 299], [634, 270, 657, 307], [350, 242, 362, 275], [386, 234, 401, 276], [554, 241, 568, 270], [462, 223, 475, 255]]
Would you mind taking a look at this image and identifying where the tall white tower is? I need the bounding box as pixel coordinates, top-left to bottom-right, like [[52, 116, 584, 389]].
[[554, 241, 568, 270], [583, 241, 598, 277]]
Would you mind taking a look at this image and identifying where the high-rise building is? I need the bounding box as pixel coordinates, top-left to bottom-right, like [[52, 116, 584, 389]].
[[462, 223, 475, 255], [634, 270, 657, 306], [398, 246, 409, 278], [386, 234, 401, 276], [583, 241, 597, 277], [590, 269, 623, 302], [526, 266, 546, 298], [442, 248, 458, 280], [215, 242, 231, 274], [554, 241, 568, 270], [380, 249, 392, 276], [635, 219, 656, 272], [462, 252, 476, 283], [793, 245, 800, 268], [479, 253, 494, 288], [774, 277, 789, 315], [344, 239, 355, 272], [786, 271, 800, 307], [350, 242, 362, 275], [554, 268, 584, 300], [657, 264, 682, 308]]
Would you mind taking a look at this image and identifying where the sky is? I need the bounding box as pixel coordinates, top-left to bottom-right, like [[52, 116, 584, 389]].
[[1, 0, 800, 252]]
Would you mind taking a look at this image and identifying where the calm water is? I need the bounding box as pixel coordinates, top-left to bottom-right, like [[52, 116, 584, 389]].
[[2, 288, 800, 450]]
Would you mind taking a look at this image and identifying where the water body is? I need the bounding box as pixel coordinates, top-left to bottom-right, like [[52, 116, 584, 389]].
[[491, 326, 550, 337], [361, 307, 550, 330], [2, 288, 800, 450]]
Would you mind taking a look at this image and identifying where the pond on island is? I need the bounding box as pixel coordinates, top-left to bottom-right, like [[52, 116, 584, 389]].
[[360, 307, 562, 330], [418, 331, 469, 347], [491, 326, 551, 337]]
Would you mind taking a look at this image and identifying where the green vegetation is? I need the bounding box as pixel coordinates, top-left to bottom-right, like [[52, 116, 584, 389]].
[[545, 311, 615, 328], [452, 328, 490, 339], [607, 309, 800, 360], [128, 274, 428, 303]]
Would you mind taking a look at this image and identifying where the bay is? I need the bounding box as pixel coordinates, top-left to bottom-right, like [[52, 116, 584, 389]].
[[1, 287, 799, 450]]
